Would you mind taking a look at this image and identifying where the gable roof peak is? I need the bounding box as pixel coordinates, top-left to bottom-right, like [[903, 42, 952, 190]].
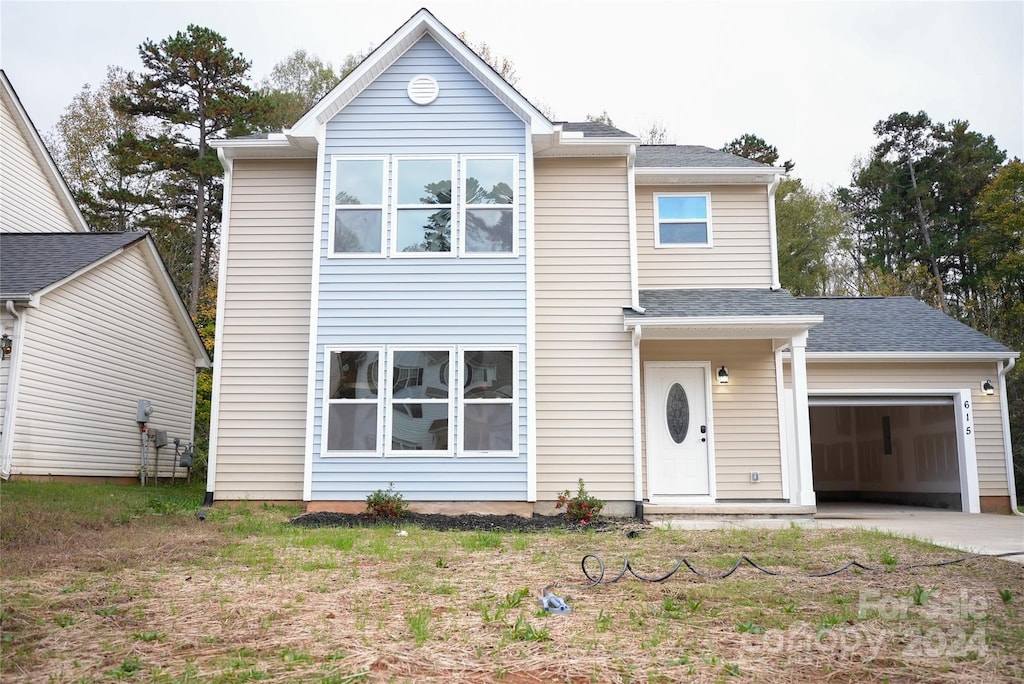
[[287, 8, 553, 140]]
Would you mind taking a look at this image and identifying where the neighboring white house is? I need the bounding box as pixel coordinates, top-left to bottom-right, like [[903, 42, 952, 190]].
[[0, 70, 210, 481]]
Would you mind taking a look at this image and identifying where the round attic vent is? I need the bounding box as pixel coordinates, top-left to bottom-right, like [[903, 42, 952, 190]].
[[407, 75, 439, 105]]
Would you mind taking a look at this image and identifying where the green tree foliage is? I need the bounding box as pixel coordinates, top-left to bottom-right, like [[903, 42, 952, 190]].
[[458, 32, 518, 85], [838, 112, 1005, 315], [972, 161, 1024, 485], [259, 48, 368, 130], [722, 133, 794, 173], [775, 179, 852, 295], [640, 119, 673, 145], [45, 67, 163, 233], [112, 24, 265, 315], [585, 110, 615, 127], [724, 134, 850, 294]]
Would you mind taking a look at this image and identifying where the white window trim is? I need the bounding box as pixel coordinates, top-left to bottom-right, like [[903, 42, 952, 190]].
[[321, 346, 385, 458], [458, 345, 519, 457], [459, 154, 519, 258], [385, 346, 455, 456], [653, 192, 713, 249], [328, 155, 387, 258], [390, 156, 457, 258]]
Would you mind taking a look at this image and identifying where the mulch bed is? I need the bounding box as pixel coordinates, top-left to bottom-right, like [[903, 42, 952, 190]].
[[290, 511, 646, 534]]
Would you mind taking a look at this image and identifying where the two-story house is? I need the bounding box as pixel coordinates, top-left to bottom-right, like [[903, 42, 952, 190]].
[[206, 9, 1018, 516]]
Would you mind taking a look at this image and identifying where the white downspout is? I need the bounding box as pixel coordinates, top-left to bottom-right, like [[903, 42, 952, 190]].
[[997, 358, 1021, 515], [627, 147, 644, 313], [631, 325, 644, 506], [1, 301, 25, 479], [767, 176, 782, 291]]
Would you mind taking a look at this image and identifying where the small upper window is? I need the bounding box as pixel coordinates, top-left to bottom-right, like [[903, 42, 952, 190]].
[[394, 158, 453, 255], [654, 193, 712, 247], [332, 159, 385, 255], [463, 158, 515, 255]]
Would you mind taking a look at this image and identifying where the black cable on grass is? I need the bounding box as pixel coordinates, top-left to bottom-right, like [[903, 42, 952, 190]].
[[568, 551, 1024, 589]]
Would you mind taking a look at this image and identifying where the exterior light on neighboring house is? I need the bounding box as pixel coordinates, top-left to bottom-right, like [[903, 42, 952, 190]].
[[981, 380, 995, 396], [717, 366, 729, 384], [0, 333, 10, 360]]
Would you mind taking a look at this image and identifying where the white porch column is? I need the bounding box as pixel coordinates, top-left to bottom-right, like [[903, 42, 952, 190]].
[[790, 331, 815, 506]]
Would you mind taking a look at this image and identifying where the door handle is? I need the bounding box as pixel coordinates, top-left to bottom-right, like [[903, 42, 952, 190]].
[[701, 425, 706, 442]]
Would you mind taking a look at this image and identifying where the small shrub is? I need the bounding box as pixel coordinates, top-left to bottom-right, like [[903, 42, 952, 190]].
[[555, 478, 604, 524], [365, 483, 409, 521]]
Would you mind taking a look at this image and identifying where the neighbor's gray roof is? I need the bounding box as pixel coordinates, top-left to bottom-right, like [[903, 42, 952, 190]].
[[559, 121, 638, 138], [636, 145, 772, 169], [626, 288, 818, 318], [0, 232, 148, 297], [801, 297, 1015, 355]]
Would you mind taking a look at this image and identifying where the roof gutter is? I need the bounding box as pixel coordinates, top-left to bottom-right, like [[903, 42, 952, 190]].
[[625, 314, 824, 330], [787, 351, 1022, 362]]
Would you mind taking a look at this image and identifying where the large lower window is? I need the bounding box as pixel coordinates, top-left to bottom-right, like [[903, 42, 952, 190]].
[[323, 346, 516, 457], [326, 350, 381, 451], [654, 193, 712, 247], [389, 349, 452, 451], [462, 350, 515, 452], [394, 158, 453, 254], [332, 158, 386, 255]]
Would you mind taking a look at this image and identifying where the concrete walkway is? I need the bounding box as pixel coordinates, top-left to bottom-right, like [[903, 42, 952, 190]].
[[813, 503, 1024, 564]]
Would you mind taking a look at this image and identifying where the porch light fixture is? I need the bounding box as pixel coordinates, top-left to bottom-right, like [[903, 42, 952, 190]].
[[981, 380, 994, 396], [717, 366, 729, 384], [0, 333, 10, 360]]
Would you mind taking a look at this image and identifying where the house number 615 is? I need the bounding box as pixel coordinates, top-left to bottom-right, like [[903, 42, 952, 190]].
[[964, 399, 972, 436]]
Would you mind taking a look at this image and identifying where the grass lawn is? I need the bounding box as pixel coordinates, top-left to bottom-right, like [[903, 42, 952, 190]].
[[1, 480, 1022, 683]]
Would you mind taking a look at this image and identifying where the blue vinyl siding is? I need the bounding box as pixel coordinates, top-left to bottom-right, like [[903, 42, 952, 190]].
[[311, 35, 529, 501]]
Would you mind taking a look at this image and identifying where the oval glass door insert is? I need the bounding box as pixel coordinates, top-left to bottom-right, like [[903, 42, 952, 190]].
[[666, 383, 690, 444]]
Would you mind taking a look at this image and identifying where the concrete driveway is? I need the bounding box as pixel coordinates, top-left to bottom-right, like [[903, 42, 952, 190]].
[[814, 504, 1024, 564]]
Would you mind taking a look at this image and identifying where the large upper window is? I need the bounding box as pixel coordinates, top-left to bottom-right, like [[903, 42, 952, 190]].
[[463, 158, 515, 255], [394, 158, 453, 255], [654, 193, 712, 247], [332, 158, 385, 255], [329, 155, 517, 258]]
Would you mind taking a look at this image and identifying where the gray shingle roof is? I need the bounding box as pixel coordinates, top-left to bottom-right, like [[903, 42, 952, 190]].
[[626, 288, 818, 318], [559, 121, 638, 138], [636, 145, 772, 169], [0, 232, 148, 296], [800, 297, 1014, 355]]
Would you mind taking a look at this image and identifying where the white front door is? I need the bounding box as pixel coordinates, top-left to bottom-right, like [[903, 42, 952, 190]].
[[645, 363, 712, 498]]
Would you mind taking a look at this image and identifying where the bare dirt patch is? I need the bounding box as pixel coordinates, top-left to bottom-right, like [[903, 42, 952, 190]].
[[3, 507, 1023, 683]]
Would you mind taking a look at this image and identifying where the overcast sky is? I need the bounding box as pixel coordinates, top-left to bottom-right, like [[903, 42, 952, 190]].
[[2, 0, 1021, 189]]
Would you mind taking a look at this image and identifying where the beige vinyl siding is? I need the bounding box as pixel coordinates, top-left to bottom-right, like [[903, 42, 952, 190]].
[[212, 159, 315, 500], [0, 92, 78, 233], [642, 340, 783, 499], [11, 246, 195, 476], [534, 157, 634, 500], [800, 362, 1009, 497], [637, 185, 773, 288]]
